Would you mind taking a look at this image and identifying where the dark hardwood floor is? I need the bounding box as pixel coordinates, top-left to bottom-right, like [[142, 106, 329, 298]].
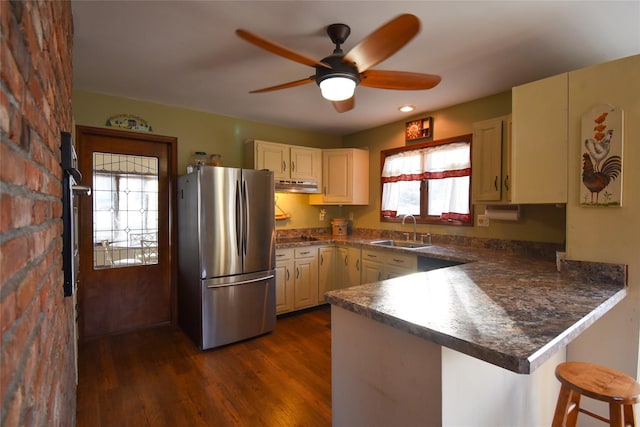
[[76, 306, 332, 426]]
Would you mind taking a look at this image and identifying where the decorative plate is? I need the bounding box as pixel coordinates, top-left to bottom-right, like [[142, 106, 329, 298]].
[[105, 114, 153, 132]]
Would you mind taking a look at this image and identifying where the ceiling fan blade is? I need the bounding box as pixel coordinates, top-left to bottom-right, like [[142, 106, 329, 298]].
[[333, 97, 354, 113], [236, 29, 331, 69], [360, 70, 441, 90], [249, 76, 315, 93], [343, 14, 420, 73]]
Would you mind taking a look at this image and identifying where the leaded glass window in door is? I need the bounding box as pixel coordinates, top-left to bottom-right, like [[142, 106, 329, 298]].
[[93, 153, 159, 269]]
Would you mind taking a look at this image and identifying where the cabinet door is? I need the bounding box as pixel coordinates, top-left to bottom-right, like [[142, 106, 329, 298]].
[[255, 141, 289, 179], [511, 73, 568, 203], [503, 115, 512, 202], [293, 256, 318, 309], [310, 149, 369, 205], [323, 150, 352, 203], [290, 146, 322, 182], [275, 258, 294, 314], [472, 118, 503, 202], [346, 246, 361, 288], [385, 265, 415, 280], [318, 246, 335, 302], [335, 246, 362, 288], [362, 259, 384, 283]]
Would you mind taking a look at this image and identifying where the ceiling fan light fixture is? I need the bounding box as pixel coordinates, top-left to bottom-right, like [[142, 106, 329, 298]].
[[319, 76, 357, 101]]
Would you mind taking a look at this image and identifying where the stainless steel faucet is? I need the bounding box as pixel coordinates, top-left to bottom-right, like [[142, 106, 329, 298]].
[[401, 214, 417, 241]]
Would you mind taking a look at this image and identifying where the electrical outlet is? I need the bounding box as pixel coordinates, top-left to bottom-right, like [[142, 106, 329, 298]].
[[349, 212, 354, 221], [477, 215, 489, 227]]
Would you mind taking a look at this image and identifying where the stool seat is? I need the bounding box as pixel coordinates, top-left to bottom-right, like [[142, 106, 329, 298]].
[[552, 361, 640, 427]]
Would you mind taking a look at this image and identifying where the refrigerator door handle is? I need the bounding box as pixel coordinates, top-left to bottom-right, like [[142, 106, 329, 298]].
[[206, 274, 275, 288], [235, 179, 242, 257], [242, 179, 248, 256]]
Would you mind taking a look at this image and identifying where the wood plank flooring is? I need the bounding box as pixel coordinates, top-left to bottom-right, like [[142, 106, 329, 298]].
[[76, 306, 332, 426]]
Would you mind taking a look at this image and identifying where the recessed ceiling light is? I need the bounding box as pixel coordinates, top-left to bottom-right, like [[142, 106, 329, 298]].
[[398, 105, 415, 113]]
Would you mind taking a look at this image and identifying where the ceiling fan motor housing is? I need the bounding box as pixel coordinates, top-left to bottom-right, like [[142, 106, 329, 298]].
[[315, 54, 361, 86]]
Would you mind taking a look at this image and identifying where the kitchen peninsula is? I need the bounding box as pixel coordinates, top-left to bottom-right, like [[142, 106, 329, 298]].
[[324, 243, 626, 426]]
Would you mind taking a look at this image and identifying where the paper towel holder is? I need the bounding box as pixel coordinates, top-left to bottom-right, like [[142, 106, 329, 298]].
[[484, 205, 521, 221]]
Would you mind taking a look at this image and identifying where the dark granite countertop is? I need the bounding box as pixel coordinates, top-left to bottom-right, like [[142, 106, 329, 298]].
[[275, 234, 626, 373], [318, 239, 626, 374]]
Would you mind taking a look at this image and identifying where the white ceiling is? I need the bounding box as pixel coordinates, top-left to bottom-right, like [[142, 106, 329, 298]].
[[71, 1, 640, 136]]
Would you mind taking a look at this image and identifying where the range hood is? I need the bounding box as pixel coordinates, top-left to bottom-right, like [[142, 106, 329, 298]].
[[274, 179, 320, 194]]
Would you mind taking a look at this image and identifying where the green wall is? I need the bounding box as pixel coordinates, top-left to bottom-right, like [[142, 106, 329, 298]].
[[344, 91, 566, 243], [73, 89, 566, 242], [72, 90, 344, 229]]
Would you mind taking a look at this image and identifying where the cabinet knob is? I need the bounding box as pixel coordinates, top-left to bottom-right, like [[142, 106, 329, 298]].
[[504, 175, 510, 191], [291, 161, 295, 172], [282, 161, 286, 172], [494, 176, 498, 191]]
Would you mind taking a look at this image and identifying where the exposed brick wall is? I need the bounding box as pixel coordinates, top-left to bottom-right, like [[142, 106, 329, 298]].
[[1, 1, 76, 426]]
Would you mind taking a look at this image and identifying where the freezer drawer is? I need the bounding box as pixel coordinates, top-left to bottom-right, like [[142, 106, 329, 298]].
[[201, 272, 276, 350]]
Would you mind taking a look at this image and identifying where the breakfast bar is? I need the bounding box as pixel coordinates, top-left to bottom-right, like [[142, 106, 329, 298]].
[[325, 245, 626, 426]]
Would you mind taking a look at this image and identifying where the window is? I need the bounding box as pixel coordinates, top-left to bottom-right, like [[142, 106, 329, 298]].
[[93, 152, 159, 268], [380, 134, 473, 225]]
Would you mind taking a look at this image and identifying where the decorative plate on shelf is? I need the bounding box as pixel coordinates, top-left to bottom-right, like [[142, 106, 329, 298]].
[[105, 114, 153, 132], [405, 117, 432, 142]]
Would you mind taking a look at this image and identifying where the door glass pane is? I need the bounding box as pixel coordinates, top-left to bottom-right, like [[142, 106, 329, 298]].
[[93, 152, 159, 269]]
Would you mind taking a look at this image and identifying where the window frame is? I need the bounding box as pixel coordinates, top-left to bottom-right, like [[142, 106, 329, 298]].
[[379, 134, 474, 226]]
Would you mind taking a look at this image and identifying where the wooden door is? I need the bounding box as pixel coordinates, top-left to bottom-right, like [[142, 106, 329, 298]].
[[76, 126, 177, 339]]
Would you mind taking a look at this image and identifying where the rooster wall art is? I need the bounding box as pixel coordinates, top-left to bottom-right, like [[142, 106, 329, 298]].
[[580, 105, 623, 207]]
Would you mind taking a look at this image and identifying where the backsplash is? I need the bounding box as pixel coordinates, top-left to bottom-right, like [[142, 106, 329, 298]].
[[276, 227, 564, 261]]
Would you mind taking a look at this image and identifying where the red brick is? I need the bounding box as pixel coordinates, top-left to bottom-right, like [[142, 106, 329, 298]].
[[16, 267, 38, 314], [0, 142, 27, 186], [0, 291, 17, 334], [24, 161, 42, 192], [0, 234, 29, 285]]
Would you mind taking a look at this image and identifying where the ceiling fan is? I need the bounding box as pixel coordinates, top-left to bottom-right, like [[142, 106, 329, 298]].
[[236, 14, 441, 113]]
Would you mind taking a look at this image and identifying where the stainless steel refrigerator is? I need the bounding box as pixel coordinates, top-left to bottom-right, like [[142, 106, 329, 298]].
[[178, 166, 276, 350]]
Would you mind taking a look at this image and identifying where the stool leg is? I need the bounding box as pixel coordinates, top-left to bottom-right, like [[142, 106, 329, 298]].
[[552, 385, 581, 427], [610, 402, 624, 427], [623, 404, 635, 427]]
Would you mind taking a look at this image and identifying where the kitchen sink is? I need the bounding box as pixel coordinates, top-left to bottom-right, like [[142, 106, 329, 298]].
[[369, 240, 430, 250]]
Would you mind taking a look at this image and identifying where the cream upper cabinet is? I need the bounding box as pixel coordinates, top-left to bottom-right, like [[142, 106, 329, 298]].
[[511, 73, 568, 203], [472, 117, 504, 202], [310, 148, 369, 205], [472, 115, 512, 203], [245, 140, 321, 182], [290, 146, 322, 181]]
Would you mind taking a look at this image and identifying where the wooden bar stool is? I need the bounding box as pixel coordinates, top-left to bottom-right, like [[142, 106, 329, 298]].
[[552, 361, 640, 427]]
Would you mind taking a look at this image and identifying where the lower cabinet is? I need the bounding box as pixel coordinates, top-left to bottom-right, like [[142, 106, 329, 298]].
[[276, 244, 416, 315], [362, 248, 417, 283], [336, 245, 361, 289], [293, 247, 318, 309], [275, 249, 294, 314], [275, 247, 319, 314], [318, 245, 336, 303]]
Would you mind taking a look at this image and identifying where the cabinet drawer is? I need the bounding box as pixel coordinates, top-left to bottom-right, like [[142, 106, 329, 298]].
[[362, 249, 384, 261], [386, 253, 417, 270], [275, 248, 294, 261], [294, 247, 316, 259]]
